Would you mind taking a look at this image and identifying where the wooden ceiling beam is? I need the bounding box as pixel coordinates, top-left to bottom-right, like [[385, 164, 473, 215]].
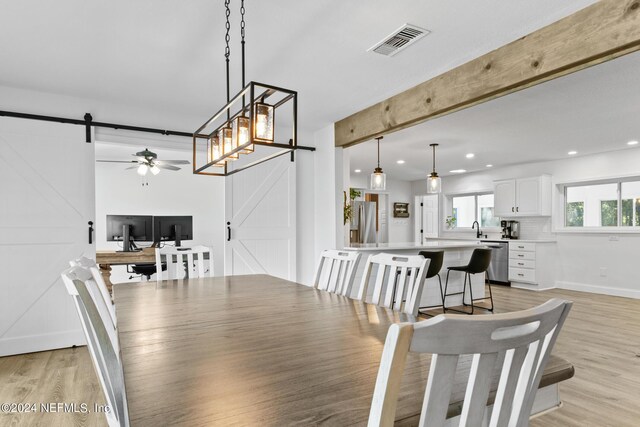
[[334, 0, 640, 147]]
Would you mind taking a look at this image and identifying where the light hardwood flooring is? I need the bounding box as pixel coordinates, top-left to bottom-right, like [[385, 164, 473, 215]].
[[1, 286, 639, 426]]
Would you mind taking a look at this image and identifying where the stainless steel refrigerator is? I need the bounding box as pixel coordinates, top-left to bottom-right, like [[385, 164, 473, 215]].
[[350, 201, 378, 244]]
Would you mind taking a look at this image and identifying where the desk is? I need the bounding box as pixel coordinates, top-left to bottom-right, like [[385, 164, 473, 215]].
[[114, 274, 573, 426], [96, 248, 155, 293]]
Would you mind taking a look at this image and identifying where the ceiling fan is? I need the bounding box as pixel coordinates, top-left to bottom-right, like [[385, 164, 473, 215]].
[[97, 148, 190, 176]]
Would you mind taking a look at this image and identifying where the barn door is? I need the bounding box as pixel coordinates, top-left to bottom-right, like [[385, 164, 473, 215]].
[[224, 155, 296, 280], [0, 117, 95, 356]]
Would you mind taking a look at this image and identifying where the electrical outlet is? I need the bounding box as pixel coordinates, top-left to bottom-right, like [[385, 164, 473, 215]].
[[609, 235, 619, 241], [600, 267, 607, 277]]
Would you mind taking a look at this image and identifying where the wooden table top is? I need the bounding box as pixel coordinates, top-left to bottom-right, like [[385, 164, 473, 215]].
[[114, 274, 573, 426], [96, 248, 155, 265]]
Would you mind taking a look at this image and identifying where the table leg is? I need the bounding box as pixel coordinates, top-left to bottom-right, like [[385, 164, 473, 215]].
[[99, 263, 113, 295]]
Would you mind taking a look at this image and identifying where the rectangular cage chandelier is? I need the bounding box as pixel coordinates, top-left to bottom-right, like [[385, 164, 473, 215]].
[[191, 0, 313, 176], [193, 81, 310, 176]]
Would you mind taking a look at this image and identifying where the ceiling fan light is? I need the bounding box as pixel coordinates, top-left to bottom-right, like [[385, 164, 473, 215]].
[[254, 102, 274, 143], [137, 164, 149, 176], [150, 165, 160, 175]]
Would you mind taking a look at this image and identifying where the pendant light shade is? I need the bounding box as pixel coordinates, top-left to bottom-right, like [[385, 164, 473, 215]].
[[219, 126, 237, 160], [254, 101, 274, 143], [427, 143, 441, 194], [232, 115, 253, 153], [370, 136, 386, 190]]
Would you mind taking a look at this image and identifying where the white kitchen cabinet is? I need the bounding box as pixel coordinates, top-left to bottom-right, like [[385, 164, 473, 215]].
[[508, 241, 557, 291], [494, 175, 551, 217], [494, 180, 516, 217]]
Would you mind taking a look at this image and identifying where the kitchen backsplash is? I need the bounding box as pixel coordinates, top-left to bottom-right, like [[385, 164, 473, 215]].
[[440, 216, 554, 240]]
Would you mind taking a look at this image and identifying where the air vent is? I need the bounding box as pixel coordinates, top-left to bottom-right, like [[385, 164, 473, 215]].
[[368, 24, 430, 57]]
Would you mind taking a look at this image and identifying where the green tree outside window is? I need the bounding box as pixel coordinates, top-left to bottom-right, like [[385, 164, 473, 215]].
[[566, 201, 584, 227], [600, 200, 618, 226]]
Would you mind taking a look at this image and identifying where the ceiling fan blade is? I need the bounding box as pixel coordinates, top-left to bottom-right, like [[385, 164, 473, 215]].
[[125, 166, 138, 170], [156, 160, 190, 165], [97, 160, 138, 164], [157, 164, 181, 171]]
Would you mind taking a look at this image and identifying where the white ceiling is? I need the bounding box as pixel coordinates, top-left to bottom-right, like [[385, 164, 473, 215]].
[[348, 50, 640, 181], [0, 0, 595, 135]]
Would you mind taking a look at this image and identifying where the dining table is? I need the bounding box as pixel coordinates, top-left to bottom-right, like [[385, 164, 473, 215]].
[[114, 274, 574, 426]]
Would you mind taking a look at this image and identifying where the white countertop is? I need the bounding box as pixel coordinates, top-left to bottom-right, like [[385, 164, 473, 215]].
[[344, 241, 485, 252], [429, 237, 557, 244]]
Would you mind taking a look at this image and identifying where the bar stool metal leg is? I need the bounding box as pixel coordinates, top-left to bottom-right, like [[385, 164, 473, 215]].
[[418, 273, 445, 317]]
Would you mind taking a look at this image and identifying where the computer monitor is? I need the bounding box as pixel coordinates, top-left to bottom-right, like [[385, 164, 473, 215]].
[[153, 216, 193, 247], [106, 215, 153, 252]]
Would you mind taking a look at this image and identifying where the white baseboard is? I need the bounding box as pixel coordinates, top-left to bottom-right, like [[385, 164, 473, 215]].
[[0, 329, 85, 357], [510, 281, 556, 292], [556, 281, 640, 299]]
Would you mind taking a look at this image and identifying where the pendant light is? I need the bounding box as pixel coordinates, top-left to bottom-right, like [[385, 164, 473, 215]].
[[427, 143, 442, 193], [192, 0, 313, 177], [370, 136, 386, 190]]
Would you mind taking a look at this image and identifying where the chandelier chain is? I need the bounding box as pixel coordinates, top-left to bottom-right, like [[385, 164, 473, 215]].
[[240, 0, 245, 41], [224, 0, 231, 61]]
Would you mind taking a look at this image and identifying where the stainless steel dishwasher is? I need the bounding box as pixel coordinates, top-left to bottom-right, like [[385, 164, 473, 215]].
[[481, 240, 510, 285]]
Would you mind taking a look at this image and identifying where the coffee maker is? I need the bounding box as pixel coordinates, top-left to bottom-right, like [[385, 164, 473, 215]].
[[501, 220, 520, 239]]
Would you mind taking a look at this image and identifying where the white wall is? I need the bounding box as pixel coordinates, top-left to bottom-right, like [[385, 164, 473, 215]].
[[412, 148, 640, 298], [95, 143, 224, 283], [313, 125, 343, 260]]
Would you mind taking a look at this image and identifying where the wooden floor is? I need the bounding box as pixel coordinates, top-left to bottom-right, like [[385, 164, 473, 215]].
[[0, 285, 639, 426]]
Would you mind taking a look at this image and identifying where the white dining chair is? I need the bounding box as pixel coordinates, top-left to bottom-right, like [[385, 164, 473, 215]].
[[70, 256, 117, 328], [357, 253, 429, 316], [368, 298, 573, 427], [313, 250, 362, 297], [155, 245, 214, 281], [61, 266, 129, 427]]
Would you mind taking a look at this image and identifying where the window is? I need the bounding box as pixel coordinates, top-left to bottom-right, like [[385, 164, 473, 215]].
[[564, 179, 640, 228], [451, 193, 499, 229]]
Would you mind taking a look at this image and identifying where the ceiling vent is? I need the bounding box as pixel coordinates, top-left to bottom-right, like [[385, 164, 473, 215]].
[[368, 24, 430, 57]]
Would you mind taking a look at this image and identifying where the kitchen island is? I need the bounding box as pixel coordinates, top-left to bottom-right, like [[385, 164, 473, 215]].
[[344, 241, 490, 310]]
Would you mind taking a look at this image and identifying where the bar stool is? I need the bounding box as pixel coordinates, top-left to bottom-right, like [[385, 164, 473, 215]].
[[443, 247, 494, 315], [417, 251, 445, 317]]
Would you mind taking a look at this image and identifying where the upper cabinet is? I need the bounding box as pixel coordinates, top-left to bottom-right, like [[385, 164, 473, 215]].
[[494, 175, 551, 217]]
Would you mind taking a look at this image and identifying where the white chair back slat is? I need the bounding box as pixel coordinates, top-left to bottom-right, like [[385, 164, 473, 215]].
[[460, 352, 499, 426], [70, 256, 116, 328], [368, 298, 573, 427], [358, 253, 429, 316], [61, 266, 129, 427], [490, 345, 529, 427], [313, 250, 361, 297], [420, 354, 459, 426], [155, 245, 214, 281]]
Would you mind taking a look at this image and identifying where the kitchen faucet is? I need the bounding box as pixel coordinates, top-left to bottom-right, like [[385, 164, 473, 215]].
[[472, 220, 482, 239]]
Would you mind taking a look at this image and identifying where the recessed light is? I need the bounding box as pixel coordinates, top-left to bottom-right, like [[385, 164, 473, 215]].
[[354, 169, 361, 173], [396, 160, 405, 164], [486, 164, 493, 168], [465, 153, 475, 159], [449, 169, 467, 173], [568, 151, 577, 155], [628, 140, 639, 146]]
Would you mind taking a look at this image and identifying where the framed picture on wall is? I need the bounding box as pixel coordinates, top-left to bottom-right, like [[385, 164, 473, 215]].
[[393, 202, 410, 218]]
